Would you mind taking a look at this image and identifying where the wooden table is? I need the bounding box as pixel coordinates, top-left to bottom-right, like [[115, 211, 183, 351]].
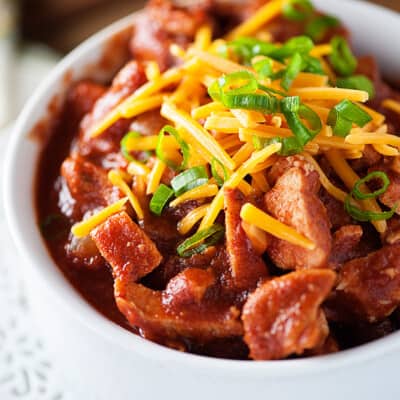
[[21, 0, 399, 53]]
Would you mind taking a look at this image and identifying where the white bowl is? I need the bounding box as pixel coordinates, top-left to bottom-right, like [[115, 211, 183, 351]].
[[4, 1, 400, 399]]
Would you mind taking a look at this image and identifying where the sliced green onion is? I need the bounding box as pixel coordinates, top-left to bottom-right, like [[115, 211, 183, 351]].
[[253, 136, 302, 156], [305, 15, 339, 42], [150, 184, 175, 216], [281, 52, 304, 91], [121, 131, 140, 162], [252, 57, 274, 79], [228, 37, 277, 64], [283, 0, 314, 21], [328, 99, 372, 137], [171, 166, 209, 196], [344, 195, 397, 222], [281, 96, 322, 145], [336, 75, 375, 99], [208, 71, 258, 101], [211, 158, 229, 186], [301, 55, 325, 75], [177, 224, 225, 257], [352, 171, 390, 200], [258, 84, 288, 97], [269, 36, 314, 60], [344, 171, 396, 222], [329, 36, 357, 76], [156, 125, 190, 172], [222, 93, 280, 112]]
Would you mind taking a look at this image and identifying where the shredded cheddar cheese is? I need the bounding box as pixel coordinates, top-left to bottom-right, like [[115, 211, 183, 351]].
[[170, 184, 219, 208], [71, 197, 128, 238], [147, 159, 166, 195], [177, 204, 210, 235], [108, 170, 144, 220], [161, 101, 236, 170], [382, 99, 400, 115], [240, 203, 316, 250], [226, 0, 285, 40]]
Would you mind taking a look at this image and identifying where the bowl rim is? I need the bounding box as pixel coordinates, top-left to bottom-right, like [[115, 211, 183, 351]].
[[4, 0, 400, 378]]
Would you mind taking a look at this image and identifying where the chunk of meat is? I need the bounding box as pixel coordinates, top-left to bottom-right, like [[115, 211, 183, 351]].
[[265, 166, 332, 270], [334, 244, 400, 323], [162, 268, 215, 309], [330, 225, 363, 266], [306, 335, 339, 356], [384, 215, 400, 245], [66, 80, 106, 122], [268, 155, 319, 190], [242, 269, 336, 360], [91, 212, 162, 283], [130, 109, 168, 137], [224, 188, 268, 290], [350, 145, 382, 173], [130, 0, 211, 71], [319, 188, 352, 230], [60, 157, 121, 220], [76, 61, 146, 162], [115, 279, 243, 342]]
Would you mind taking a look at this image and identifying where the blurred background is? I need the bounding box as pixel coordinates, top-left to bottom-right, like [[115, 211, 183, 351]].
[[0, 0, 399, 129]]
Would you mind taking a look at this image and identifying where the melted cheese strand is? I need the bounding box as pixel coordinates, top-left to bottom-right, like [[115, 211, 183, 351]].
[[170, 184, 219, 208], [178, 204, 210, 235], [147, 159, 166, 195], [226, 0, 285, 40], [71, 197, 128, 238], [161, 101, 236, 170], [302, 153, 347, 203], [89, 67, 184, 138], [108, 170, 144, 220], [290, 87, 369, 102], [382, 99, 400, 115], [345, 132, 400, 147], [198, 142, 281, 231], [240, 203, 316, 250]]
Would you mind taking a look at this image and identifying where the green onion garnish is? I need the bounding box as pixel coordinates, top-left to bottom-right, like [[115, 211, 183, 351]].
[[336, 75, 375, 100], [228, 37, 277, 64], [344, 171, 397, 222], [327, 99, 372, 137], [211, 158, 229, 187], [329, 36, 357, 77], [344, 197, 397, 222], [156, 125, 190, 172], [171, 166, 209, 196], [177, 224, 225, 257], [281, 96, 322, 145], [208, 71, 280, 113], [283, 0, 314, 21], [120, 131, 140, 162], [253, 136, 303, 156], [301, 55, 325, 75], [305, 15, 339, 42], [149, 184, 175, 216], [352, 171, 390, 200], [269, 36, 314, 60], [281, 52, 304, 91], [252, 57, 274, 79]]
